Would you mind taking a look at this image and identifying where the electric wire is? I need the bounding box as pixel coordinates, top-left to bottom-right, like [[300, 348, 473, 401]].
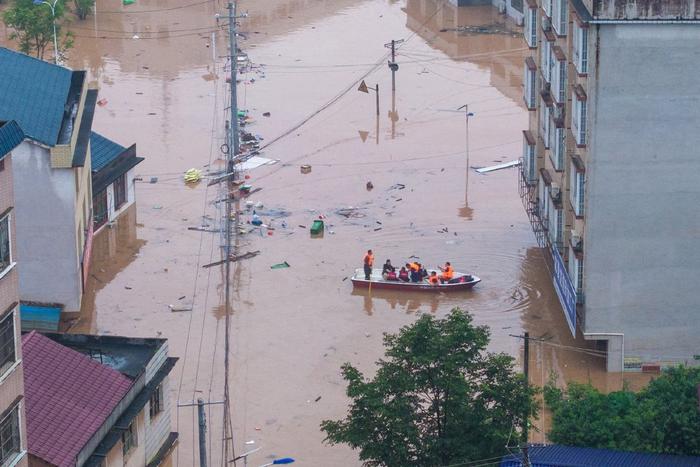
[[96, 0, 215, 14]]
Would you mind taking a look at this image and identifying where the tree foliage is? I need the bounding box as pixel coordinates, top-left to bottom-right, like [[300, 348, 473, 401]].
[[545, 366, 700, 456], [73, 0, 93, 20], [321, 309, 537, 467], [2, 0, 72, 60]]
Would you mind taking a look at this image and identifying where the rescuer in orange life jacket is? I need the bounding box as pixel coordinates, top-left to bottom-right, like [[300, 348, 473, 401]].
[[427, 271, 440, 285], [439, 261, 454, 283], [363, 249, 374, 280]]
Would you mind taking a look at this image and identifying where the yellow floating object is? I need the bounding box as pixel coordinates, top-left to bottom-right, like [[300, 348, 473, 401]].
[[184, 168, 202, 183]]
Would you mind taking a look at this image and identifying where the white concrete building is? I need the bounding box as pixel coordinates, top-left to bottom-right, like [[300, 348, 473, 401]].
[[518, 0, 700, 371]]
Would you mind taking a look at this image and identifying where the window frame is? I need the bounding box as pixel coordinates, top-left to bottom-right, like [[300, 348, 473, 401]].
[[0, 403, 21, 465], [572, 97, 587, 146], [113, 174, 127, 211], [552, 126, 565, 171], [524, 62, 537, 110], [523, 137, 536, 184], [569, 161, 585, 217], [122, 420, 138, 456], [0, 214, 12, 279], [525, 7, 538, 47], [572, 20, 589, 74], [0, 311, 16, 379], [149, 384, 164, 420]]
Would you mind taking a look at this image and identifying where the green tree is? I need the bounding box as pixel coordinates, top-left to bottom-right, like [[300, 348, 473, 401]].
[[321, 309, 537, 467], [73, 0, 93, 20], [3, 0, 71, 60], [545, 366, 700, 456]]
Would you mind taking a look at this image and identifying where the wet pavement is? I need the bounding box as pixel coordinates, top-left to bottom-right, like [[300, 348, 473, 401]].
[[1, 0, 650, 465]]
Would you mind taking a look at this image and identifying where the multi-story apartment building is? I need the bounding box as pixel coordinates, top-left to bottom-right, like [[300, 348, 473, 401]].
[[519, 0, 700, 371], [0, 121, 29, 465]]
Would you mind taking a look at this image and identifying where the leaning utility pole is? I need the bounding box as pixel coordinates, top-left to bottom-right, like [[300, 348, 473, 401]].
[[384, 38, 404, 92]]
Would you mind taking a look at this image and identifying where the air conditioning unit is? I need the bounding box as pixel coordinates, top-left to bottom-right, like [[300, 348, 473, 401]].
[[571, 230, 582, 247], [550, 184, 561, 198], [498, 2, 506, 14], [516, 15, 524, 26], [542, 17, 552, 31]]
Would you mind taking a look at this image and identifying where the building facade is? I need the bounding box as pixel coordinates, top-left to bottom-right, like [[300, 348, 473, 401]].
[[90, 133, 144, 233], [519, 0, 700, 370], [0, 48, 96, 313], [0, 121, 29, 466], [22, 332, 177, 466]]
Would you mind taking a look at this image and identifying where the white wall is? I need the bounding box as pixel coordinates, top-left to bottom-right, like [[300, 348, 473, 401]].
[[11, 142, 81, 311]]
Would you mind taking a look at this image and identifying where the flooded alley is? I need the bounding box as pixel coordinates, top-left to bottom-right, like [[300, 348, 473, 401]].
[[0, 0, 649, 465]]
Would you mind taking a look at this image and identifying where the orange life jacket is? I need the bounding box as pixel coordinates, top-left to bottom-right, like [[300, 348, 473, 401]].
[[410, 262, 419, 272], [364, 254, 374, 267], [428, 275, 439, 285], [442, 265, 454, 279]]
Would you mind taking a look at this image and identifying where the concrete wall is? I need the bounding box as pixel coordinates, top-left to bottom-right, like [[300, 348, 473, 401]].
[[11, 142, 82, 312], [0, 154, 28, 467], [584, 24, 700, 369]]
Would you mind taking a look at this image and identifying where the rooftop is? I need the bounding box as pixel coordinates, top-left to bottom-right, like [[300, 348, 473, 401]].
[[0, 120, 24, 158], [0, 47, 84, 147], [90, 132, 128, 172], [501, 444, 700, 467], [22, 331, 133, 467], [41, 332, 166, 379]]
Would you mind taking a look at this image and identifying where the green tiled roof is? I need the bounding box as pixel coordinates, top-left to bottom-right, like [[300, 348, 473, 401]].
[[90, 132, 127, 172], [0, 47, 73, 146], [0, 121, 25, 158]]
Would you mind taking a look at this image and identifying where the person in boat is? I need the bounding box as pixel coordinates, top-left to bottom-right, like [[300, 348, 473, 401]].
[[363, 249, 374, 280], [398, 267, 410, 282], [427, 271, 440, 285], [409, 263, 421, 283], [418, 263, 428, 279], [439, 261, 454, 283], [382, 260, 395, 279]]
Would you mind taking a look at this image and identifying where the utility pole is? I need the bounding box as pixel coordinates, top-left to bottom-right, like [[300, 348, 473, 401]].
[[224, 1, 243, 463], [384, 38, 404, 92], [198, 398, 208, 467], [522, 332, 530, 467]]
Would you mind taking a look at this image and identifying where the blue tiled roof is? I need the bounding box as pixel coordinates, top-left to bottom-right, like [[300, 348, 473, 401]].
[[0, 47, 73, 146], [501, 444, 700, 467], [90, 132, 127, 172], [0, 120, 25, 158]]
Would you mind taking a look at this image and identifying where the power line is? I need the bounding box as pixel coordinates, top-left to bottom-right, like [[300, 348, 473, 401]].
[[96, 0, 215, 14]]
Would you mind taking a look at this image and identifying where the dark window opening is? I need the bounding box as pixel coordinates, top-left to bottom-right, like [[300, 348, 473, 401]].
[[114, 174, 127, 211], [0, 405, 20, 464], [149, 384, 164, 419], [93, 190, 108, 229]]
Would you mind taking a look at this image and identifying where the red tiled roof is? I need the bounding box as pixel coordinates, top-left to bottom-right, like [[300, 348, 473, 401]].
[[22, 331, 133, 467]]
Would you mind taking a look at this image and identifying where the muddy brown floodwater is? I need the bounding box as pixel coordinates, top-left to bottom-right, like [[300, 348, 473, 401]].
[[1, 0, 652, 465]]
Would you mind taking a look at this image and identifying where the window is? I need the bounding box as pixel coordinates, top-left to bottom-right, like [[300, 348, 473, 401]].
[[114, 174, 127, 210], [523, 136, 536, 183], [553, 0, 567, 35], [0, 405, 20, 464], [568, 247, 584, 301], [0, 312, 16, 377], [0, 159, 4, 172], [524, 61, 537, 109], [572, 21, 588, 73], [551, 58, 566, 104], [540, 40, 551, 83], [525, 8, 538, 47], [572, 96, 587, 146], [511, 0, 524, 14], [569, 162, 585, 216], [542, 0, 552, 18], [538, 176, 550, 229], [549, 205, 563, 248], [552, 127, 565, 170], [0, 215, 10, 274], [93, 191, 108, 229], [149, 384, 164, 419], [540, 102, 551, 149], [122, 420, 138, 456]]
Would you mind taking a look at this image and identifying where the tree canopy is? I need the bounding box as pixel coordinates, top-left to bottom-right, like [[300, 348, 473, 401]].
[[545, 366, 700, 456], [321, 309, 537, 467], [3, 0, 72, 60]]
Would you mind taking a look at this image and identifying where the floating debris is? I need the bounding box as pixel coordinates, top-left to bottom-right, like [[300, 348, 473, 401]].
[[475, 160, 520, 174]]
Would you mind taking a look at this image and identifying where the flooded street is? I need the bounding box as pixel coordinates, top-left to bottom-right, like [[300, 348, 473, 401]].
[[1, 0, 650, 465]]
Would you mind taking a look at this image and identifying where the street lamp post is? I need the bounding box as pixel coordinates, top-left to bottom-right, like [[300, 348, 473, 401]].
[[33, 0, 59, 64]]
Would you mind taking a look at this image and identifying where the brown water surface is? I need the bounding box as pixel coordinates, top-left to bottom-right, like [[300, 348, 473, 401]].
[[1, 0, 650, 465]]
